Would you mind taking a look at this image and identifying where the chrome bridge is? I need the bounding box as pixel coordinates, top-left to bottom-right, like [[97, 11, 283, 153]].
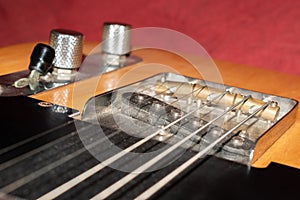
[[82, 73, 297, 166]]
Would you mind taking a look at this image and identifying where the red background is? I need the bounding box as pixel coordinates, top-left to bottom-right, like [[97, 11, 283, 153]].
[[1, 0, 300, 75]]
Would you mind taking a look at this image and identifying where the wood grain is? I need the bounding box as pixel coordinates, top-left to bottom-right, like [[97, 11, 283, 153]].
[[0, 41, 299, 169]]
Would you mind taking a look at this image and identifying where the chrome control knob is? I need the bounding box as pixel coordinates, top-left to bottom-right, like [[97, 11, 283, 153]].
[[49, 29, 84, 70], [102, 23, 131, 56]]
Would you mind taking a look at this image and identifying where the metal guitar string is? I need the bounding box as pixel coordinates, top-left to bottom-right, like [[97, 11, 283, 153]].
[[0, 123, 128, 194], [0, 123, 95, 171], [128, 82, 208, 125], [0, 83, 168, 175], [0, 82, 178, 197], [0, 120, 74, 156], [37, 86, 225, 200], [91, 95, 251, 199], [0, 73, 282, 200], [135, 101, 270, 199], [117, 79, 185, 118]]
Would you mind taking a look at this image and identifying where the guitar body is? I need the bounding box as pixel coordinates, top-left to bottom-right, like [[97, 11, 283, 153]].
[[0, 42, 300, 199]]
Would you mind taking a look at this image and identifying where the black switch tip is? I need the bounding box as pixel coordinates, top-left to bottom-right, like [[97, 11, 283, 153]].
[[28, 43, 55, 75]]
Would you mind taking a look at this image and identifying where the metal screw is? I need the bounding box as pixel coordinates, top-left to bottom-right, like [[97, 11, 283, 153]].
[[137, 94, 145, 103], [192, 118, 204, 127], [271, 101, 278, 108], [239, 130, 248, 138], [159, 129, 169, 136], [171, 109, 182, 119], [210, 127, 223, 138], [153, 101, 163, 110], [38, 102, 53, 107], [231, 136, 244, 147], [160, 75, 166, 83]]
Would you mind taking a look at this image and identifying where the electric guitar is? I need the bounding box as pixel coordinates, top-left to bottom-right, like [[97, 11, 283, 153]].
[[0, 41, 299, 200]]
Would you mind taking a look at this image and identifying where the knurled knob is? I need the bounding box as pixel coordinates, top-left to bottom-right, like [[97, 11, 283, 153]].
[[102, 23, 131, 55], [49, 29, 84, 69]]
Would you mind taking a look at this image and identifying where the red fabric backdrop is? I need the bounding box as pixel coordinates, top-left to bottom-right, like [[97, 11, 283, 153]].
[[1, 0, 300, 75]]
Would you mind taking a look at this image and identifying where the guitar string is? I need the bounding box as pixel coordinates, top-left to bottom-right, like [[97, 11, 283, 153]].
[[0, 80, 173, 197], [0, 123, 128, 194], [129, 83, 206, 126], [90, 95, 250, 199], [0, 120, 74, 156], [128, 80, 186, 114], [36, 84, 217, 200], [0, 124, 95, 171], [135, 101, 270, 199], [114, 80, 185, 122], [0, 81, 167, 170], [4, 80, 220, 198], [0, 79, 166, 157]]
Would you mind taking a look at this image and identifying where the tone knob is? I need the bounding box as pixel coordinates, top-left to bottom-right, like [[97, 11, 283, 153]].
[[102, 23, 131, 56], [49, 29, 84, 69]]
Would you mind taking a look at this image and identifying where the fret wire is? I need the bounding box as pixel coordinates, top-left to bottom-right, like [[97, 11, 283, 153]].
[[37, 89, 226, 200], [135, 101, 270, 200], [91, 95, 250, 200], [0, 127, 124, 194]]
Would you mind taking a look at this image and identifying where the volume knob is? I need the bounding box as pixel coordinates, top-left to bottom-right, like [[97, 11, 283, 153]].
[[102, 23, 131, 56], [49, 29, 84, 69]]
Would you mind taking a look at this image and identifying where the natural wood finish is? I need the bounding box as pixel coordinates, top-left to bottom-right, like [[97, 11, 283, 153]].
[[0, 42, 299, 170]]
